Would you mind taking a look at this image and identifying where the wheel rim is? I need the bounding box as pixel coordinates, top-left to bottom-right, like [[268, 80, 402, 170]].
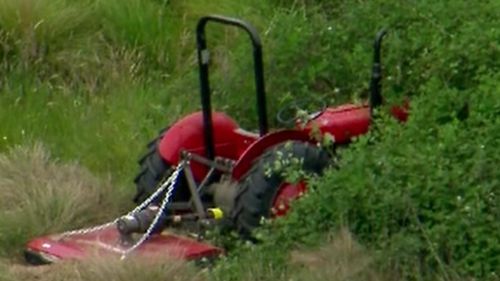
[[271, 181, 307, 217]]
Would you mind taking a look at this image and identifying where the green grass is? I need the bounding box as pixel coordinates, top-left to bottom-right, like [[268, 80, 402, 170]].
[[0, 79, 199, 186], [0, 0, 103, 87], [96, 0, 174, 72]]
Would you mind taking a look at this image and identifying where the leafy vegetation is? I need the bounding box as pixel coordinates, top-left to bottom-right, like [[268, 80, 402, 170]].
[[0, 0, 498, 280], [231, 73, 499, 280]]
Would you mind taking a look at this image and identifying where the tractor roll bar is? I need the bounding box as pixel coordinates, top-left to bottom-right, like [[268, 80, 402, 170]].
[[369, 29, 387, 113], [197, 15, 268, 160]]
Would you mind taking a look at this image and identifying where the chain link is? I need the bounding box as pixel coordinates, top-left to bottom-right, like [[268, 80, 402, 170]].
[[119, 160, 185, 259], [57, 160, 187, 258]]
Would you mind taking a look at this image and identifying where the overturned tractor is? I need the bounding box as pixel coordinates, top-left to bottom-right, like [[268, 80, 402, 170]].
[[25, 15, 408, 265]]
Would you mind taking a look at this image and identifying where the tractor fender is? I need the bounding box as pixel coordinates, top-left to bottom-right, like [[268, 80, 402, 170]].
[[231, 130, 314, 181], [158, 111, 239, 165]]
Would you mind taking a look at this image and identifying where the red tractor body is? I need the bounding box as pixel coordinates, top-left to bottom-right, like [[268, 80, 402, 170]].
[[158, 102, 408, 183]]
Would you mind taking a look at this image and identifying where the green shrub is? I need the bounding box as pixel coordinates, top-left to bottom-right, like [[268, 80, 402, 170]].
[[268, 0, 499, 102], [259, 72, 500, 280]]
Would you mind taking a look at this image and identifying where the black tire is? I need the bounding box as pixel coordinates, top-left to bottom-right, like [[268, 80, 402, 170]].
[[230, 141, 331, 237], [133, 128, 190, 205], [133, 128, 169, 204]]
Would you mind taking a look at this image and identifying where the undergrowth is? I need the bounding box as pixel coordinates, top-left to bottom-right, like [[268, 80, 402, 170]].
[[217, 72, 500, 280]]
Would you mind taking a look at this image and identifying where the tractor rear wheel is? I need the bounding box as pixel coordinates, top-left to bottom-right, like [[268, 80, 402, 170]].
[[231, 141, 331, 237], [133, 128, 189, 205]]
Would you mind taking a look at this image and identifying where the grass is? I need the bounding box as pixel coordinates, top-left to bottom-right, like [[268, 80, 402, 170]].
[[0, 261, 13, 281], [211, 228, 394, 281], [0, 143, 123, 257], [289, 229, 391, 281], [0, 143, 402, 281], [7, 255, 204, 281], [0, 79, 199, 186], [2, 229, 387, 281], [96, 0, 174, 72], [0, 0, 103, 87]]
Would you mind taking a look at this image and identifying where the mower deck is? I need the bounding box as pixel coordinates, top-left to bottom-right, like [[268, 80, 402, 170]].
[[25, 227, 223, 265]]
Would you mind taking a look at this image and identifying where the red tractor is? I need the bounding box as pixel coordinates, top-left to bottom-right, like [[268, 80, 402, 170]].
[[25, 15, 408, 265]]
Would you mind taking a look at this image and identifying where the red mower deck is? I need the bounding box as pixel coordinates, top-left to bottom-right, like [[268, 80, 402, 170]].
[[25, 227, 223, 265]]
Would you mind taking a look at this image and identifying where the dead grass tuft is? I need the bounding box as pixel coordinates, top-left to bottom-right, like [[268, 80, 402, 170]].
[[290, 228, 395, 281], [0, 143, 123, 257], [0, 260, 14, 281], [8, 254, 205, 281]]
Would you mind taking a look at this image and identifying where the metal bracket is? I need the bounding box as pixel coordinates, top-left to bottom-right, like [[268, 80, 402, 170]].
[[200, 49, 210, 65]]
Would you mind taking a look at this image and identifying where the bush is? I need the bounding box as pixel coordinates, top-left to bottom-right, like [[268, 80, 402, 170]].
[[260, 72, 500, 280], [210, 1, 500, 278]]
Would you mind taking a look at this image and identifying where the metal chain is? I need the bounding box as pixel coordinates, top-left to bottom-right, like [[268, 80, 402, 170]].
[[119, 160, 186, 259], [126, 160, 186, 217], [57, 160, 187, 258]]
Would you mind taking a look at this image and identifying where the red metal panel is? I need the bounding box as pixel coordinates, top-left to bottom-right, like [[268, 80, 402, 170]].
[[159, 111, 240, 163], [390, 99, 410, 122], [272, 181, 307, 217], [25, 227, 223, 263], [231, 130, 313, 180], [158, 111, 244, 180], [303, 104, 372, 144]]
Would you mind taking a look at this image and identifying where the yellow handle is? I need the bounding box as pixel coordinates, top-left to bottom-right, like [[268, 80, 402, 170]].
[[207, 208, 224, 220]]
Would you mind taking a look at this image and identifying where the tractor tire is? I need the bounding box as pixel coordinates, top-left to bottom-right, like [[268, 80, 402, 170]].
[[133, 128, 191, 206], [133, 127, 170, 204], [231, 141, 331, 237]]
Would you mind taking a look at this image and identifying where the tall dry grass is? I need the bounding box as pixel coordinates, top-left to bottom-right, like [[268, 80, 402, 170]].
[[290, 229, 393, 281], [8, 255, 204, 281], [0, 260, 13, 281], [0, 143, 123, 257], [211, 229, 393, 281]]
